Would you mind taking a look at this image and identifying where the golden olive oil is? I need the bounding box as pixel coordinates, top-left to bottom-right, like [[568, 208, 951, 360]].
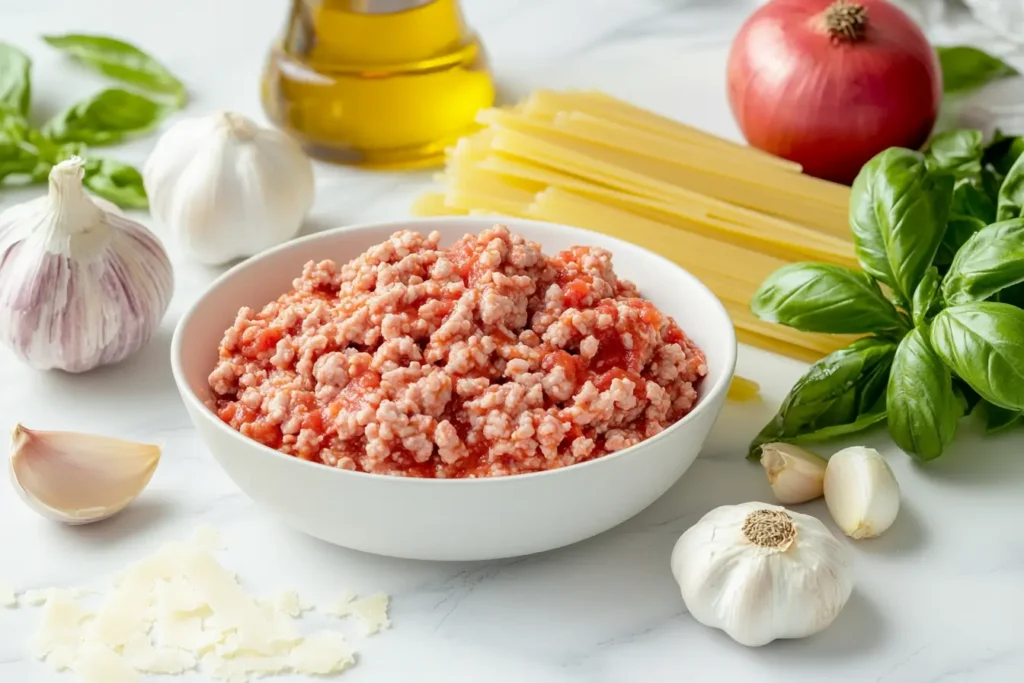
[[261, 0, 495, 169]]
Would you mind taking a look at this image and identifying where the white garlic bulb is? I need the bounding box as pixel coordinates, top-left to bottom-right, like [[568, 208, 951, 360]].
[[0, 158, 173, 372], [824, 446, 900, 539], [760, 442, 827, 504], [143, 111, 315, 265], [9, 423, 161, 525], [671, 502, 852, 647]]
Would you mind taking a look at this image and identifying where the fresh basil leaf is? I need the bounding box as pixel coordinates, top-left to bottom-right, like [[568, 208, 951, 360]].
[[82, 156, 148, 209], [41, 88, 169, 146], [943, 219, 1024, 305], [953, 380, 982, 415], [0, 113, 40, 182], [930, 302, 1024, 410], [982, 401, 1021, 434], [997, 152, 1024, 221], [886, 328, 960, 460], [926, 130, 984, 178], [0, 43, 31, 116], [936, 46, 1020, 95], [42, 34, 186, 106], [912, 266, 941, 327], [984, 134, 1024, 177], [950, 177, 997, 223], [750, 262, 906, 334], [850, 148, 954, 304], [935, 216, 986, 271], [747, 338, 897, 459]]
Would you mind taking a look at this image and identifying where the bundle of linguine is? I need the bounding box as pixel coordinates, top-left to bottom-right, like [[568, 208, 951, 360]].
[[414, 89, 859, 365]]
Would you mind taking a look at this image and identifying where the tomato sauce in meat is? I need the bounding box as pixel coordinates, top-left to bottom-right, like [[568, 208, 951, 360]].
[[208, 226, 707, 478]]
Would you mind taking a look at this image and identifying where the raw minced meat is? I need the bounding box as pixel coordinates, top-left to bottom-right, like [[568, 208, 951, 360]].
[[209, 225, 707, 478]]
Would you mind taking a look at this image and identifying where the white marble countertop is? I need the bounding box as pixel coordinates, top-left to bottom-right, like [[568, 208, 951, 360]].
[[2, 0, 1024, 681]]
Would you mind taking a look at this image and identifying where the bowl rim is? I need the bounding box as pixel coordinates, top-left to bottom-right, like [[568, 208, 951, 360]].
[[170, 216, 737, 486]]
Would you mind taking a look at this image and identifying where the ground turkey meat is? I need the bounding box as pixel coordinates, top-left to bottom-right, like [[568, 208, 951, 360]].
[[209, 225, 707, 478]]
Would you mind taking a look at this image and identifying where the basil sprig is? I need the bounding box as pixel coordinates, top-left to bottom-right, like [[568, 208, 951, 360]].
[[0, 44, 31, 116], [751, 129, 1024, 461], [42, 88, 171, 146], [0, 35, 185, 208], [936, 46, 1019, 96], [42, 34, 186, 107]]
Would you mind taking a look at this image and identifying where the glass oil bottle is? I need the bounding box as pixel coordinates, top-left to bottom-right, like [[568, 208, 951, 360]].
[[261, 0, 495, 169]]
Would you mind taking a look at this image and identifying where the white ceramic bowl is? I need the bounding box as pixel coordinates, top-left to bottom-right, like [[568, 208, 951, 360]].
[[171, 217, 736, 561]]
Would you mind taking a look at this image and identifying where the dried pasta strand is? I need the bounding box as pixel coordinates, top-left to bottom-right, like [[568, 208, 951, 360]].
[[522, 89, 801, 172], [728, 376, 762, 402]]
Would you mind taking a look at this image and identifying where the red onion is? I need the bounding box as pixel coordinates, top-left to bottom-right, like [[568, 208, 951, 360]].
[[727, 0, 941, 185]]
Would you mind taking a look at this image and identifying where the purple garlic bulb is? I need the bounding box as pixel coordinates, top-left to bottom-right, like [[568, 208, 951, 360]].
[[0, 157, 174, 372]]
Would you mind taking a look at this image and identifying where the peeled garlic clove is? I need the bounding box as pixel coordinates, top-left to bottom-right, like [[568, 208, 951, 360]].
[[760, 442, 826, 504], [823, 446, 899, 539], [9, 424, 160, 525]]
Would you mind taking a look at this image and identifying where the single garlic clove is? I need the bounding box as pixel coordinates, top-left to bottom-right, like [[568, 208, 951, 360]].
[[823, 446, 900, 539], [760, 442, 827, 504], [8, 424, 161, 525]]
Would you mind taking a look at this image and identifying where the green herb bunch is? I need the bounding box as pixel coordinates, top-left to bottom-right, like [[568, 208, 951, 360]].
[[749, 128, 1024, 461], [0, 35, 187, 209]]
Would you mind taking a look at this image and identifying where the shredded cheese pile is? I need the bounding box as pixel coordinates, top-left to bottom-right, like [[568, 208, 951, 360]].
[[2, 527, 390, 683]]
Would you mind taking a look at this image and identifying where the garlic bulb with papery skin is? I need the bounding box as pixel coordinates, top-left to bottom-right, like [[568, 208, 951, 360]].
[[671, 502, 852, 647], [760, 442, 826, 504], [0, 158, 173, 372], [9, 424, 161, 525], [143, 111, 315, 265], [824, 446, 900, 539]]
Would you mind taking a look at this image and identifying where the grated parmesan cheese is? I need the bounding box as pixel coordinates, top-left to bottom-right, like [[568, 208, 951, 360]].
[[20, 528, 389, 683], [288, 631, 355, 675], [71, 642, 140, 683], [29, 590, 94, 663], [323, 592, 391, 635], [261, 590, 314, 618]]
